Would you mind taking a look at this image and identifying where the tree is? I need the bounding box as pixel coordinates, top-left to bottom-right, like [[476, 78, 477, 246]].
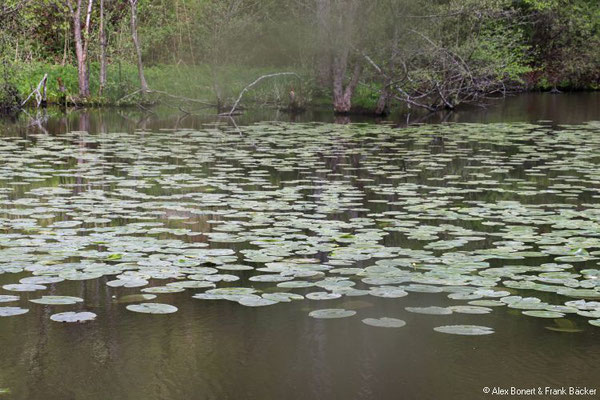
[[65, 0, 94, 98], [359, 0, 531, 112], [98, 0, 107, 96], [129, 0, 148, 94], [312, 0, 371, 113]]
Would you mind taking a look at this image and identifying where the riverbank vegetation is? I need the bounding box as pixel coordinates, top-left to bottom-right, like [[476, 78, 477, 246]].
[[1, 0, 599, 115]]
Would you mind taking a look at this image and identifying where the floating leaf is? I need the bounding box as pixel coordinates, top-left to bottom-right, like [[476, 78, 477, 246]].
[[369, 286, 408, 298], [0, 295, 19, 303], [238, 296, 278, 307], [405, 306, 452, 315], [2, 284, 46, 292], [308, 309, 356, 319], [306, 292, 342, 300], [50, 312, 96, 323], [30, 296, 83, 305], [362, 317, 406, 328], [0, 307, 28, 317], [126, 303, 178, 314], [522, 310, 565, 318], [433, 325, 494, 335]]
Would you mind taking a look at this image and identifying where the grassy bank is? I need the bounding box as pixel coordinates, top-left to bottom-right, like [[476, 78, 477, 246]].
[[13, 62, 311, 109], [9, 62, 599, 115]]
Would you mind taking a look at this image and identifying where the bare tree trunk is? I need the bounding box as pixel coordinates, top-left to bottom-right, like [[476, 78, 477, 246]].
[[129, 0, 148, 94], [328, 0, 362, 114], [332, 61, 361, 113], [68, 0, 93, 98], [98, 0, 107, 96]]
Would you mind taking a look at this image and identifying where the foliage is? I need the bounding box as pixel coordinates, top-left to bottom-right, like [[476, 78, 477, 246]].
[[1, 0, 599, 112], [516, 0, 600, 89]]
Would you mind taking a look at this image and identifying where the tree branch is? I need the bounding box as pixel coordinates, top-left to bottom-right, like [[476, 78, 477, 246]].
[[222, 72, 300, 116]]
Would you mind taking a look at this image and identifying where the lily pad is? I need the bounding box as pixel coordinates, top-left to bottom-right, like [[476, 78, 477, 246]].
[[405, 306, 452, 315], [2, 284, 46, 292], [30, 296, 83, 305], [50, 311, 97, 323], [522, 310, 565, 318], [126, 303, 178, 314], [306, 292, 342, 300], [0, 295, 19, 303], [433, 325, 494, 335], [238, 296, 278, 307], [308, 308, 356, 319], [362, 317, 406, 328], [0, 307, 28, 317], [369, 286, 408, 298]]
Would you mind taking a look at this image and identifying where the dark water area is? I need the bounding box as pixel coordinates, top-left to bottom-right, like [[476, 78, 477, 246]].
[[3, 92, 600, 134], [0, 93, 599, 400]]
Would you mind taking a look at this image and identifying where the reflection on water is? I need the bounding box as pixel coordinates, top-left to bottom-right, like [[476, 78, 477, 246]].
[[0, 94, 599, 400], [3, 92, 600, 135]]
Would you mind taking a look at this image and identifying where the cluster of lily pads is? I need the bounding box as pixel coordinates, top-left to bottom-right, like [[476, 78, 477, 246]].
[[1, 121, 600, 334]]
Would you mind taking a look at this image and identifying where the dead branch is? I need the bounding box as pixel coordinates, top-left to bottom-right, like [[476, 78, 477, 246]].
[[21, 74, 48, 108], [222, 72, 300, 116]]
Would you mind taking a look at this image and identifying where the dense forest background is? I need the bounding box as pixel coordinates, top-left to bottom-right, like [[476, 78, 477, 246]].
[[1, 0, 599, 115]]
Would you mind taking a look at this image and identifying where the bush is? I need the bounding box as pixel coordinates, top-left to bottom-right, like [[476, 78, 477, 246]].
[[0, 61, 20, 114]]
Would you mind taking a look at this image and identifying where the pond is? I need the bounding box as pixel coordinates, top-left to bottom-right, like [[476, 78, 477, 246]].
[[1, 93, 600, 400]]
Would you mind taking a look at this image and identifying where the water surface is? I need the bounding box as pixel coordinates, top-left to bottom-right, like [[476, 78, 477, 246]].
[[1, 94, 600, 400]]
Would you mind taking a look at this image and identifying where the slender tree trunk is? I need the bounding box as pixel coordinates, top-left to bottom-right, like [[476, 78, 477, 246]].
[[69, 0, 93, 98], [129, 0, 148, 94], [72, 1, 89, 97], [99, 0, 107, 96]]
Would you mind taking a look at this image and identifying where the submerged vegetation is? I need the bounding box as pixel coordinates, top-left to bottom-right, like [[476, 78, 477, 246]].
[[0, 0, 599, 114]]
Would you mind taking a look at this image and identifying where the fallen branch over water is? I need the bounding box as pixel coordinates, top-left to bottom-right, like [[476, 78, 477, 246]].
[[221, 72, 300, 116]]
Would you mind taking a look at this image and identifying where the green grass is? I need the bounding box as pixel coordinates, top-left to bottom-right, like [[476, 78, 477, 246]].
[[13, 62, 312, 107]]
